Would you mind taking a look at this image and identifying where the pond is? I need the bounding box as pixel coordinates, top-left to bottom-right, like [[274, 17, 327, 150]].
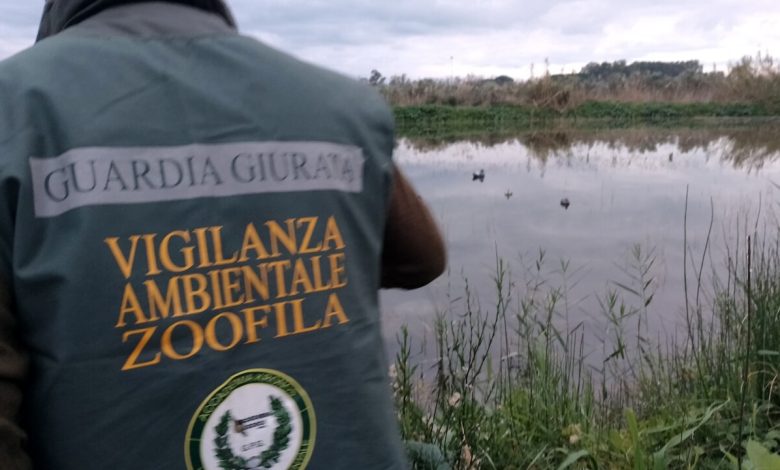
[[380, 124, 780, 357]]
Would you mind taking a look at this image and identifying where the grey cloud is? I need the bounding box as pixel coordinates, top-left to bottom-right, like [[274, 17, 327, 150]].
[[0, 3, 41, 53], [0, 4, 42, 25], [230, 0, 554, 47], [1, 0, 777, 77]]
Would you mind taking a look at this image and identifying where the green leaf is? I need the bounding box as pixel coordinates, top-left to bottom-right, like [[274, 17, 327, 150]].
[[655, 401, 728, 457], [652, 452, 668, 470], [609, 430, 627, 451], [614, 281, 641, 297], [625, 409, 646, 469], [526, 445, 549, 468], [757, 350, 780, 357], [746, 440, 780, 470], [557, 450, 590, 470], [625, 409, 640, 443], [721, 446, 740, 468]]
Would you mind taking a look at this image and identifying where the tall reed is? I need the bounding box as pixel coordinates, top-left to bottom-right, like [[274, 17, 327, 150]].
[[393, 212, 780, 468], [376, 55, 780, 114]]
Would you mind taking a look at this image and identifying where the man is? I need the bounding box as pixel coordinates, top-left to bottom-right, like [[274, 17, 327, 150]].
[[0, 1, 446, 468]]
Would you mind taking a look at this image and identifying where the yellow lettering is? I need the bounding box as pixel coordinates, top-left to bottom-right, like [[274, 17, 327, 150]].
[[290, 258, 315, 296], [220, 267, 245, 308], [144, 277, 184, 320], [329, 253, 348, 288], [309, 256, 332, 291], [161, 320, 204, 360], [121, 327, 160, 371], [181, 274, 211, 315], [142, 234, 162, 276], [105, 235, 141, 279], [290, 298, 320, 334], [116, 283, 148, 327], [267, 260, 291, 299], [192, 227, 213, 268], [273, 301, 291, 338], [210, 226, 238, 266], [208, 270, 225, 310], [322, 293, 349, 328], [297, 217, 322, 254], [239, 223, 271, 262], [322, 216, 345, 251], [266, 219, 297, 256], [242, 305, 271, 344], [242, 265, 270, 302], [159, 230, 195, 273], [205, 312, 243, 351]]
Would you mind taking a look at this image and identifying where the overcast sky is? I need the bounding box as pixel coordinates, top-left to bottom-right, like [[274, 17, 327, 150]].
[[2, 0, 779, 80]]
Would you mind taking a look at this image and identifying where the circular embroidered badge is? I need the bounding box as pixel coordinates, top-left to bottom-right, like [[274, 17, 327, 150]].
[[185, 369, 316, 470]]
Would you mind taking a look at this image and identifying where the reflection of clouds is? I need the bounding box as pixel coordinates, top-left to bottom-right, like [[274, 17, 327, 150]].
[[396, 137, 736, 180], [399, 126, 780, 172], [385, 132, 780, 359]]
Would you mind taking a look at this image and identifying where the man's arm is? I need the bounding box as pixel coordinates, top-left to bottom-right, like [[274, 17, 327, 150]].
[[0, 280, 30, 470], [381, 166, 447, 289]]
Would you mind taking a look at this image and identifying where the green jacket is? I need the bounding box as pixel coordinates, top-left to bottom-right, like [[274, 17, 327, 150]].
[[0, 2, 445, 468]]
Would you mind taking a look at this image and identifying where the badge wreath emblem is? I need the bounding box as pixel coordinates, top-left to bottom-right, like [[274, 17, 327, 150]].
[[185, 369, 316, 470], [214, 397, 291, 469]]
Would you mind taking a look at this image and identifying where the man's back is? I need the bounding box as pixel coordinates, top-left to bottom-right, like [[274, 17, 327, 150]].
[[0, 2, 422, 468]]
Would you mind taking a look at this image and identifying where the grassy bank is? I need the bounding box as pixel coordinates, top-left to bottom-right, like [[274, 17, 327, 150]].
[[377, 55, 780, 113], [393, 103, 775, 138], [383, 55, 780, 138], [392, 228, 780, 468]]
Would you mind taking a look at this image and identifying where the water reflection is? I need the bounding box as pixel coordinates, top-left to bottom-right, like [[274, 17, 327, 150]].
[[403, 123, 780, 170], [380, 125, 780, 356]]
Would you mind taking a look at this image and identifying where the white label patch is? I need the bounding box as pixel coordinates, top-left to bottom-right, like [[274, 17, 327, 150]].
[[29, 142, 365, 217]]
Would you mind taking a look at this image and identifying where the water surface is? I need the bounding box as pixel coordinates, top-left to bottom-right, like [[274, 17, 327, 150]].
[[380, 125, 780, 353]]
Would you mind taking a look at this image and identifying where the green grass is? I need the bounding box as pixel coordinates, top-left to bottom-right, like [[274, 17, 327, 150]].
[[393, 103, 773, 138], [568, 102, 769, 120], [392, 225, 780, 468]]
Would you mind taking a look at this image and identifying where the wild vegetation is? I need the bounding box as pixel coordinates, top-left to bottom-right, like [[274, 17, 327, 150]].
[[383, 53, 780, 469], [372, 55, 780, 110], [392, 217, 780, 468], [370, 55, 780, 135]]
